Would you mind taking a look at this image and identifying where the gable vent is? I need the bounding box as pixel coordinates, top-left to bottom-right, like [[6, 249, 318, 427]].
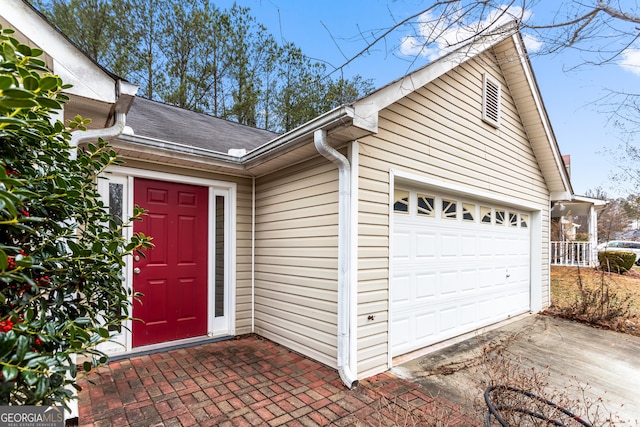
[[482, 73, 501, 127]]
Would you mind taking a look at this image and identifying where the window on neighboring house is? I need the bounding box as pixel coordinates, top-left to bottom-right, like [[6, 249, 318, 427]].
[[482, 73, 501, 127]]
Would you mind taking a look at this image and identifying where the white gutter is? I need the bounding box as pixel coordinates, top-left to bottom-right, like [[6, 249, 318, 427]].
[[246, 106, 357, 162], [313, 129, 358, 389], [69, 80, 137, 153], [70, 111, 127, 150]]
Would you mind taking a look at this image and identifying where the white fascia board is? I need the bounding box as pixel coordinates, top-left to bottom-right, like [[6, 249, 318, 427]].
[[572, 195, 607, 206], [5, 0, 117, 103], [550, 191, 573, 201], [510, 33, 573, 196]]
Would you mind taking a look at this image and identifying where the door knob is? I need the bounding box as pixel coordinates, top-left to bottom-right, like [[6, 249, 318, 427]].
[[133, 267, 141, 275]]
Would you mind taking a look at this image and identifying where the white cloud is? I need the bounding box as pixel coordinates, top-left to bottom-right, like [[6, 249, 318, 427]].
[[620, 48, 640, 77], [522, 34, 543, 53], [400, 35, 433, 57], [400, 4, 537, 60]]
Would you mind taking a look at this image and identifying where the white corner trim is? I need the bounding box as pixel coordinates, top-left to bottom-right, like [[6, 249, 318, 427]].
[[387, 170, 395, 370]]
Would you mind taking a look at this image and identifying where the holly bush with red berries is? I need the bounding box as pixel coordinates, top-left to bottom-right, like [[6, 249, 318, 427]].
[[0, 26, 151, 407]]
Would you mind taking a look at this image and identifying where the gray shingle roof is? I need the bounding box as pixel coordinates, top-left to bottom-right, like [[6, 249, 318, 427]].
[[126, 97, 280, 154]]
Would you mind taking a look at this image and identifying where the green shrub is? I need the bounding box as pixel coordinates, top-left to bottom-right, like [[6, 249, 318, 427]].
[[598, 251, 636, 273], [0, 26, 152, 407]]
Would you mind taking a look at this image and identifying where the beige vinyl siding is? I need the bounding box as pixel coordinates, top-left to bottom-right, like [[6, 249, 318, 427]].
[[235, 179, 254, 334], [355, 50, 551, 377], [115, 159, 255, 335], [254, 156, 339, 368], [357, 165, 391, 378]]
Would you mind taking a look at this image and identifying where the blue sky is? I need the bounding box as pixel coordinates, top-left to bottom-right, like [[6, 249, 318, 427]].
[[215, 0, 638, 198]]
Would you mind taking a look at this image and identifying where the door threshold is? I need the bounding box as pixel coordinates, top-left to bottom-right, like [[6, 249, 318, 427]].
[[108, 335, 234, 362]]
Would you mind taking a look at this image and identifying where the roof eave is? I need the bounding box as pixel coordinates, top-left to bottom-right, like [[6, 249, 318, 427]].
[[494, 33, 573, 199], [110, 105, 376, 177], [243, 105, 375, 177], [111, 134, 249, 176]]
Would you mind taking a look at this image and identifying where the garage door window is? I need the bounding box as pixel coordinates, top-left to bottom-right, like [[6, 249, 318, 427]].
[[394, 189, 409, 213], [442, 199, 457, 219], [393, 190, 531, 231], [481, 206, 492, 224], [462, 203, 475, 222], [417, 194, 435, 217], [509, 213, 518, 227]]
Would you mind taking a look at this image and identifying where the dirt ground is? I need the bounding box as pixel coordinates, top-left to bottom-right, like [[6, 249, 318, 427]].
[[549, 265, 640, 336]]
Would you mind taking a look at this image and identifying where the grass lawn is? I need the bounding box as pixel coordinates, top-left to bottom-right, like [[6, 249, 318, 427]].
[[549, 265, 640, 336]]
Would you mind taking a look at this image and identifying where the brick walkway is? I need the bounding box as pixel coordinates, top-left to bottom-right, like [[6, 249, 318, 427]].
[[77, 335, 479, 426]]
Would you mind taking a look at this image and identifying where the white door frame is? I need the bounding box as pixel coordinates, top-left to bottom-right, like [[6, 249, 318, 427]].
[[96, 166, 237, 355]]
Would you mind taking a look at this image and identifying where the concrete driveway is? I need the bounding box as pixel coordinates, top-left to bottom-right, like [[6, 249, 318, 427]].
[[392, 314, 640, 424]]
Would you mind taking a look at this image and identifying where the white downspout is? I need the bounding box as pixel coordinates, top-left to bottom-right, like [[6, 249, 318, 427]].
[[252, 176, 256, 332], [314, 129, 358, 389], [66, 109, 127, 423]]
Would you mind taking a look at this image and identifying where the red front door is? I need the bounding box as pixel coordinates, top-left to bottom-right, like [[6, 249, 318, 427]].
[[132, 178, 208, 347]]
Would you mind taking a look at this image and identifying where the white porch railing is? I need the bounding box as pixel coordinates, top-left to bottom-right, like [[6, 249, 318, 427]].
[[550, 241, 595, 267]]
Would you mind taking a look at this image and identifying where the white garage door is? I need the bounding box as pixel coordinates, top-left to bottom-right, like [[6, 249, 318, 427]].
[[391, 188, 531, 357]]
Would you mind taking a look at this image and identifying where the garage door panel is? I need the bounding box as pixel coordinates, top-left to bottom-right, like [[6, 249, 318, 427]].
[[494, 236, 509, 255], [479, 236, 494, 256], [461, 301, 478, 326], [478, 299, 495, 322], [460, 269, 478, 292], [393, 231, 411, 258], [416, 312, 436, 340], [391, 316, 411, 349], [441, 233, 460, 256], [461, 235, 479, 256], [391, 190, 531, 357], [478, 268, 495, 288], [440, 306, 458, 332], [440, 271, 459, 294], [416, 232, 438, 258], [416, 273, 437, 299], [391, 273, 411, 304]]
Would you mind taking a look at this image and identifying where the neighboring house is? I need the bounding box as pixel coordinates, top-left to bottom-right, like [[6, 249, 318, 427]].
[[549, 155, 607, 266], [5, 0, 591, 389]]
